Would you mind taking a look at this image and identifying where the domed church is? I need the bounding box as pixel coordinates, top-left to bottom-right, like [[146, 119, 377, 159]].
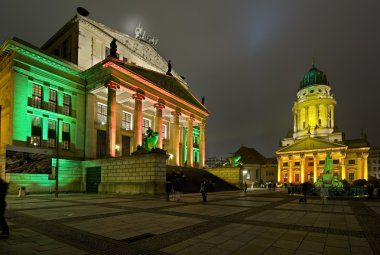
[[276, 63, 370, 184]]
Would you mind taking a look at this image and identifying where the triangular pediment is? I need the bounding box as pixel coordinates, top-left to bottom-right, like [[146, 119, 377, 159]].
[[277, 137, 347, 154]]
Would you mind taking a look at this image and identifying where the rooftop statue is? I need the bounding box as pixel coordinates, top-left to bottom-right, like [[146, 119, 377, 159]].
[[135, 24, 159, 46], [110, 39, 118, 58], [226, 154, 241, 167]]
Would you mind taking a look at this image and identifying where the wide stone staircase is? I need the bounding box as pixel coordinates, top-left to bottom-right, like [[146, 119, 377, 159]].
[[166, 166, 239, 193]]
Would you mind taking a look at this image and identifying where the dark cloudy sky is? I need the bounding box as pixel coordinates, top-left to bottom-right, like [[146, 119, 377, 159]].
[[1, 0, 380, 158]]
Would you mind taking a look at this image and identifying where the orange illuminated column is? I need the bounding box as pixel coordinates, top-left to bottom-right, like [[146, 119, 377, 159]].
[[300, 154, 305, 183], [154, 102, 165, 149], [340, 152, 346, 180], [133, 93, 145, 150], [313, 153, 317, 183], [363, 152, 368, 180], [289, 155, 293, 183], [199, 121, 206, 168], [277, 156, 282, 182], [187, 116, 194, 167], [106, 82, 118, 157], [172, 110, 181, 166]]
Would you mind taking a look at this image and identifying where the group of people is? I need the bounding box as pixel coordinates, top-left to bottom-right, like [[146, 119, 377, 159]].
[[0, 178, 9, 239], [165, 170, 185, 200]]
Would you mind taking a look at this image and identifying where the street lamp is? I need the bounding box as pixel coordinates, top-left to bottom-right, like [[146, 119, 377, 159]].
[[55, 118, 63, 198]]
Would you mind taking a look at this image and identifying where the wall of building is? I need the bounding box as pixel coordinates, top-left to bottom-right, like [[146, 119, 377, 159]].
[[206, 167, 242, 188], [84, 153, 167, 195], [5, 159, 83, 194]]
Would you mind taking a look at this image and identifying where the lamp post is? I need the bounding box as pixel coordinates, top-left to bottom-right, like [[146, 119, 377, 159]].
[[55, 118, 63, 198]]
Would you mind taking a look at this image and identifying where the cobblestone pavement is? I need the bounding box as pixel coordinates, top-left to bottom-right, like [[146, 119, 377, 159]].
[[1, 189, 379, 255]]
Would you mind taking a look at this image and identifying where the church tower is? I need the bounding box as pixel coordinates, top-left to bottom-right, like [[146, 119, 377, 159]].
[[276, 63, 370, 184]]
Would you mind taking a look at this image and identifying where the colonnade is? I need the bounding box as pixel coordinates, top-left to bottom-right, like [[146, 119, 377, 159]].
[[293, 104, 335, 132], [104, 82, 206, 168], [277, 151, 368, 183]]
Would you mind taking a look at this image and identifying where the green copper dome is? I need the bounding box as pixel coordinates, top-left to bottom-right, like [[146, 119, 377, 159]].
[[300, 64, 329, 89]]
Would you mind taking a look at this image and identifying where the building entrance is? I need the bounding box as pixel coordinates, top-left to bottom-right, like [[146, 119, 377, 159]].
[[86, 167, 101, 193]]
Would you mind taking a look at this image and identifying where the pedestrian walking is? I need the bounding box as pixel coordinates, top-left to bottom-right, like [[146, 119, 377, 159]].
[[0, 178, 10, 239], [200, 180, 207, 202], [244, 182, 248, 193], [320, 186, 329, 205]]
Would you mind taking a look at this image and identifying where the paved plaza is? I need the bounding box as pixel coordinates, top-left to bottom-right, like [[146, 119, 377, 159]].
[[1, 189, 380, 255]]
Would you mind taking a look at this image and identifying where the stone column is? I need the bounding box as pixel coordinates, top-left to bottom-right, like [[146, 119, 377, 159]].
[[305, 106, 309, 129], [293, 111, 297, 132], [86, 93, 96, 159], [324, 104, 328, 128], [362, 152, 369, 180], [313, 153, 317, 183], [154, 103, 165, 149], [187, 116, 194, 167], [199, 121, 206, 168], [340, 152, 346, 180], [315, 104, 319, 127], [289, 155, 293, 183], [357, 153, 362, 180], [106, 82, 118, 157], [277, 157, 282, 183], [300, 154, 305, 183], [331, 105, 335, 129], [172, 110, 181, 166], [132, 93, 145, 150]]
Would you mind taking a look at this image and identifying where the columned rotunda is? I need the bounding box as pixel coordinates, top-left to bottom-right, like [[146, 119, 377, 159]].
[[276, 64, 370, 184]]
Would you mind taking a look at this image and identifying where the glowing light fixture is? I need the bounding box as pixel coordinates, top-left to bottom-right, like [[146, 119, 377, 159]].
[[169, 153, 174, 159]]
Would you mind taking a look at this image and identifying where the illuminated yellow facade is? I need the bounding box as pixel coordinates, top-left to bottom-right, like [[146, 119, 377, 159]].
[[276, 64, 370, 184]]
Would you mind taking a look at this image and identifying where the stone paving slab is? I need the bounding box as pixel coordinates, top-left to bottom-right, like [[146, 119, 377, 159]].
[[163, 204, 249, 217], [277, 202, 353, 213], [237, 197, 284, 202], [1, 190, 379, 255], [160, 223, 372, 255], [111, 200, 182, 209], [0, 227, 88, 255], [7, 201, 78, 210], [18, 205, 127, 220], [246, 209, 362, 231], [65, 212, 205, 240], [211, 199, 270, 207]]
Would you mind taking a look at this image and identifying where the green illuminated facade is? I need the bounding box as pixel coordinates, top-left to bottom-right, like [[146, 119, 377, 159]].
[[0, 15, 208, 193]]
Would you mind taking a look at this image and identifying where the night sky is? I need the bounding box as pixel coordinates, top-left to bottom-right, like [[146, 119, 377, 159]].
[[1, 0, 380, 158]]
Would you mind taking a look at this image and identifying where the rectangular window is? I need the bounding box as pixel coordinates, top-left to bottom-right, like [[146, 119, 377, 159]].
[[122, 111, 132, 130], [48, 89, 57, 112], [294, 161, 300, 166], [295, 174, 300, 182], [308, 162, 314, 167], [142, 118, 151, 135], [47, 120, 56, 148], [62, 94, 71, 116], [31, 84, 43, 108], [31, 116, 42, 146], [97, 103, 107, 124], [123, 57, 128, 63], [333, 160, 340, 164], [283, 162, 289, 167], [62, 122, 70, 150], [319, 160, 325, 165], [162, 124, 167, 139], [349, 173, 355, 182], [349, 160, 356, 165]]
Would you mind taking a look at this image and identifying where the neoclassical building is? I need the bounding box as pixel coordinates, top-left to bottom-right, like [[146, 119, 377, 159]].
[[276, 64, 370, 184], [0, 13, 208, 191]]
